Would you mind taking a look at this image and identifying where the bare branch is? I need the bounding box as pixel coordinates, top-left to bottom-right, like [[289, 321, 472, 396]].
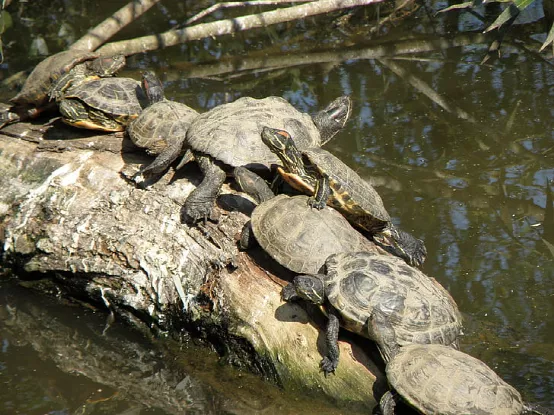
[[71, 0, 163, 52], [186, 0, 312, 25], [97, 0, 380, 56]]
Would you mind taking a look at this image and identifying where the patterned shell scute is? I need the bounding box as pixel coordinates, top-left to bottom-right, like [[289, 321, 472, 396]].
[[187, 96, 322, 168], [65, 78, 146, 117], [11, 49, 98, 106], [251, 194, 376, 274], [127, 100, 199, 155], [387, 344, 524, 415], [323, 252, 462, 345], [303, 148, 391, 223]]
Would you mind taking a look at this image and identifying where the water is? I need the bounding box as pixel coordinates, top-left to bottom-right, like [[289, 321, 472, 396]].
[[1, 0, 553, 412]]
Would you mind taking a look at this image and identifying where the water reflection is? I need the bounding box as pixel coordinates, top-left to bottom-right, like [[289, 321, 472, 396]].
[[0, 0, 553, 410]]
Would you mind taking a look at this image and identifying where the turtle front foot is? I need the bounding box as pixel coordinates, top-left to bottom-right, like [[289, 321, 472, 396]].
[[307, 195, 326, 210], [182, 192, 218, 225], [320, 356, 338, 376]]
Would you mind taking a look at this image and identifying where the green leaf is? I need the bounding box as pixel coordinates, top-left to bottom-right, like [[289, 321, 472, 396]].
[[484, 3, 520, 32], [539, 22, 554, 51]]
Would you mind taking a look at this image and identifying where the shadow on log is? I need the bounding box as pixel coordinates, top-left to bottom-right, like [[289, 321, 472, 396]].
[[0, 116, 386, 411]]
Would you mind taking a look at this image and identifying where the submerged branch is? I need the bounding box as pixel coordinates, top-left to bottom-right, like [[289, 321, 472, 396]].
[[71, 0, 163, 52], [97, 0, 380, 56]]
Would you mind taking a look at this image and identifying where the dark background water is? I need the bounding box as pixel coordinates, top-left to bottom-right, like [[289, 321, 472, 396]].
[[0, 0, 553, 413]]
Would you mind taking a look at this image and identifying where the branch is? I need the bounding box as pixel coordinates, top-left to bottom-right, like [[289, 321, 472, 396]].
[[97, 0, 380, 56], [186, 0, 312, 25], [70, 0, 163, 52]]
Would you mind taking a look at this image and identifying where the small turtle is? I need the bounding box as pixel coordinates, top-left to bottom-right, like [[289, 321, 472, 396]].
[[58, 77, 147, 132], [261, 126, 426, 267], [234, 167, 378, 274], [380, 343, 550, 415], [181, 94, 352, 223], [281, 251, 462, 374], [0, 49, 125, 128], [127, 71, 199, 179]]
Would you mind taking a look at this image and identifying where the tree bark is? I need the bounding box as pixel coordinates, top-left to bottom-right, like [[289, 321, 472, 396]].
[[0, 118, 385, 410]]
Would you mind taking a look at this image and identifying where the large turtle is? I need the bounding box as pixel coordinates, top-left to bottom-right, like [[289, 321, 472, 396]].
[[380, 343, 550, 415], [261, 126, 426, 267], [181, 94, 352, 223], [58, 77, 147, 132], [281, 251, 462, 374], [0, 49, 125, 128], [127, 71, 199, 179], [234, 167, 379, 274]]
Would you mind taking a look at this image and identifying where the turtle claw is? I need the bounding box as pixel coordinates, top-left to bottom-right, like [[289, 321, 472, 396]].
[[307, 195, 326, 210], [320, 357, 337, 376]]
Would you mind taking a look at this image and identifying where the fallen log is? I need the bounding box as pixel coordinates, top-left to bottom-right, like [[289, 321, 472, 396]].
[[0, 116, 386, 410]]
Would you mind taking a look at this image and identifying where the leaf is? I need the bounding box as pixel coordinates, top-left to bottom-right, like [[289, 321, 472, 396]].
[[484, 3, 520, 32], [539, 21, 554, 51], [438, 2, 474, 13]]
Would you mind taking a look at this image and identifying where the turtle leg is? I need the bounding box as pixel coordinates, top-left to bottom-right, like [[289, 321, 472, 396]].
[[379, 390, 400, 415], [239, 220, 257, 250], [313, 95, 352, 145], [182, 155, 226, 224], [321, 307, 340, 375], [373, 224, 427, 267], [308, 173, 331, 210], [137, 134, 187, 179]]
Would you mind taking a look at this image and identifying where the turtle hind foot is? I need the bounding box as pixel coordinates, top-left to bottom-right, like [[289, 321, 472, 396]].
[[320, 356, 338, 376]]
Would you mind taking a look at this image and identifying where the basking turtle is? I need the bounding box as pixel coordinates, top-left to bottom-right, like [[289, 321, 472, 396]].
[[380, 343, 549, 415], [0, 49, 125, 128], [234, 167, 377, 274], [281, 251, 462, 374], [58, 77, 147, 132], [261, 126, 426, 267], [181, 95, 352, 223], [127, 71, 199, 179]]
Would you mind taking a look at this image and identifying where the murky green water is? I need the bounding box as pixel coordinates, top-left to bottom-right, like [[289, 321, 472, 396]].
[[1, 0, 552, 413]]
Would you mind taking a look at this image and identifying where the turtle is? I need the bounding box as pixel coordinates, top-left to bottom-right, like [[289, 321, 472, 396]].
[[58, 77, 147, 132], [127, 71, 199, 179], [281, 251, 462, 374], [379, 343, 551, 415], [0, 49, 125, 128], [234, 167, 379, 274], [261, 126, 427, 267], [180, 94, 353, 223]]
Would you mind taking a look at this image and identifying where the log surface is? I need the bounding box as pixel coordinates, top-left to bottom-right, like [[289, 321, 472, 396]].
[[0, 118, 386, 410]]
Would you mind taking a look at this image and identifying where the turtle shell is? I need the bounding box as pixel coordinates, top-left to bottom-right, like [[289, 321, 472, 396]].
[[127, 99, 198, 155], [61, 77, 146, 130], [387, 344, 523, 415], [11, 49, 98, 107], [323, 252, 462, 350], [250, 194, 377, 274], [186, 96, 322, 170], [302, 148, 391, 233]]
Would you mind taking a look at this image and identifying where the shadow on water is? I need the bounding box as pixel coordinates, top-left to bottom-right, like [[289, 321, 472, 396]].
[[0, 0, 553, 411]]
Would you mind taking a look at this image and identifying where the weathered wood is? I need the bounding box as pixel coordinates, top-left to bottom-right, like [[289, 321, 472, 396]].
[[0, 119, 385, 410]]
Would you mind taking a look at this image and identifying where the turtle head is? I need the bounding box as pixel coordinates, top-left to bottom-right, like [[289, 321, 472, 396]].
[[313, 95, 352, 144], [281, 275, 325, 305], [88, 54, 126, 77], [141, 71, 165, 104], [373, 225, 427, 267], [261, 127, 306, 175]]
